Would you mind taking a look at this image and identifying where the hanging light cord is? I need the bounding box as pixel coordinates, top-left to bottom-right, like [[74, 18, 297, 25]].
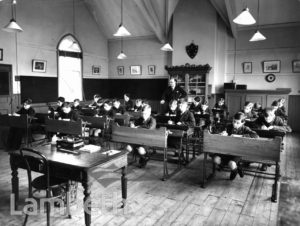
[[121, 0, 123, 25], [73, 0, 75, 35], [257, 0, 260, 29]]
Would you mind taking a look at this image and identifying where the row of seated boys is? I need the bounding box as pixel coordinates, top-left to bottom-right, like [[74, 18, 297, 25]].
[[210, 98, 291, 180]]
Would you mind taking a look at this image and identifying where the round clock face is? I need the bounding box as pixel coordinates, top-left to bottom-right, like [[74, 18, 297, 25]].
[[266, 74, 276, 83]]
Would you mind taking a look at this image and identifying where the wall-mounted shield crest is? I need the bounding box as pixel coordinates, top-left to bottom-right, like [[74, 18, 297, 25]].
[[186, 42, 198, 59]]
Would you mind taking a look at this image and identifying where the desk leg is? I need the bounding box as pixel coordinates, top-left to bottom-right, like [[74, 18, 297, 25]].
[[201, 153, 207, 188], [121, 166, 127, 208], [10, 159, 19, 210], [82, 172, 91, 226]]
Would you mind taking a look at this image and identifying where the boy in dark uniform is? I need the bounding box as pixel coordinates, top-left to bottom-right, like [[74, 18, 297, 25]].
[[112, 99, 125, 116], [98, 100, 114, 119], [6, 98, 36, 150], [89, 94, 101, 108], [189, 96, 202, 114], [133, 99, 143, 112], [72, 99, 82, 113], [124, 93, 134, 111], [48, 96, 65, 119], [212, 112, 258, 180], [128, 104, 156, 168], [165, 99, 178, 117], [61, 102, 79, 121], [272, 100, 288, 122]]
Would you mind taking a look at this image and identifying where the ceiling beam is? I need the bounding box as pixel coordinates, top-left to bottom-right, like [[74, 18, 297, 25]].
[[225, 0, 237, 39], [209, 0, 230, 28], [134, 0, 165, 43]]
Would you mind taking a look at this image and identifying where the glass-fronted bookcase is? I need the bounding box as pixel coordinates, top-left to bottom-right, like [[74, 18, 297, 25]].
[[165, 64, 211, 103]]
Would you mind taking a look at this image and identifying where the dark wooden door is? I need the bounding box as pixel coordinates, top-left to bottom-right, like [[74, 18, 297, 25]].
[[0, 64, 12, 114]]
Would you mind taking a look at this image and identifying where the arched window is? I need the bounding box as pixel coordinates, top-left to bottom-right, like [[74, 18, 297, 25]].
[[57, 34, 83, 102]]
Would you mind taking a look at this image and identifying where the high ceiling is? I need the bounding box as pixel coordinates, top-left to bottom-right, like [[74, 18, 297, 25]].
[[83, 0, 300, 41]]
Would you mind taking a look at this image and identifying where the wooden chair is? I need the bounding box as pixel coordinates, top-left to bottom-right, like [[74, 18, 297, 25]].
[[202, 130, 282, 202], [20, 148, 71, 226], [111, 125, 177, 180]]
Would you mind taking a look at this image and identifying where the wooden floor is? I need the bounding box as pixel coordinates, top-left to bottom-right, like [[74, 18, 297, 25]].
[[0, 133, 299, 226]]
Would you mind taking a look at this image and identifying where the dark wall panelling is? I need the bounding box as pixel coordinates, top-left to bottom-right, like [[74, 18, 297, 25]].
[[288, 95, 300, 132], [20, 76, 58, 103]]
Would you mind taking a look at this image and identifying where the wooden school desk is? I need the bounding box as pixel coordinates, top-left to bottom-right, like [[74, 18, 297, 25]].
[[10, 145, 128, 226]]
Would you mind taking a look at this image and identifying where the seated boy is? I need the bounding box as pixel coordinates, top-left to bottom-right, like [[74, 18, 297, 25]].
[[89, 94, 101, 108], [133, 99, 143, 112], [212, 112, 258, 180], [273, 100, 288, 122], [189, 96, 202, 114], [127, 104, 156, 168], [48, 96, 65, 119], [6, 98, 36, 150], [165, 99, 178, 117], [72, 98, 82, 113], [124, 93, 134, 111], [212, 98, 228, 122], [98, 100, 113, 119], [112, 99, 125, 116], [61, 102, 79, 121]]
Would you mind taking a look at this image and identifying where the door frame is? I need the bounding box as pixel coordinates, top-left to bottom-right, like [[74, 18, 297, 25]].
[[0, 63, 13, 113]]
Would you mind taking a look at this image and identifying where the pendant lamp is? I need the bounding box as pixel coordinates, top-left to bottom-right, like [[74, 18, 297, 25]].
[[117, 38, 127, 59], [233, 0, 256, 26], [114, 0, 131, 37], [249, 0, 266, 42], [161, 0, 173, 51], [3, 0, 23, 32]]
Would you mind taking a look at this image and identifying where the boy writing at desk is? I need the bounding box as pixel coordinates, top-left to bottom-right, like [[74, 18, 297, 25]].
[[212, 112, 259, 180], [127, 104, 156, 168]]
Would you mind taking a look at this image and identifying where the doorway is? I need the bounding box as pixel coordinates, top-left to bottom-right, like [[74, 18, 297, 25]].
[[0, 64, 12, 114]]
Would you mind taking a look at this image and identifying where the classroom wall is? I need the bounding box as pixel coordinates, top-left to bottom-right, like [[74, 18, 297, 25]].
[[226, 26, 300, 95], [171, 0, 229, 94], [0, 0, 108, 94], [107, 36, 169, 79]]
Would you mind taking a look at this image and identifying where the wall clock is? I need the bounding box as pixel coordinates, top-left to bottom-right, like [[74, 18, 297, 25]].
[[266, 74, 276, 83]]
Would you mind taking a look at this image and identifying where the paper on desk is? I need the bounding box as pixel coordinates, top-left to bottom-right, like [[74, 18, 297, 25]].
[[101, 150, 121, 156], [79, 144, 101, 153]]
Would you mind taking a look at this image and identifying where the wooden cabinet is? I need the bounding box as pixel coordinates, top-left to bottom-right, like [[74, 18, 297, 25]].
[[225, 89, 291, 117], [165, 64, 211, 102]]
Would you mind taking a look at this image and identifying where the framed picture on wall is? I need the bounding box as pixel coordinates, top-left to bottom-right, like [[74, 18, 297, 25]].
[[148, 65, 155, 75], [92, 65, 101, 75], [130, 65, 142, 75], [117, 66, 124, 75], [263, 60, 280, 73], [32, 59, 47, 73], [242, 62, 252, 73], [0, 48, 3, 61], [292, 60, 300, 73]]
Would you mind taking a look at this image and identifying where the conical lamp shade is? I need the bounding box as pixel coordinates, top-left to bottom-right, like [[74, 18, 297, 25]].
[[249, 30, 266, 42], [3, 19, 23, 32], [114, 24, 131, 37], [161, 43, 173, 51], [233, 8, 256, 25], [117, 51, 127, 59]]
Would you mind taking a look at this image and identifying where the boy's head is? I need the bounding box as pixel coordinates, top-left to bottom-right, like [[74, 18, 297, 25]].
[[169, 99, 178, 111], [178, 100, 188, 113], [124, 93, 130, 101], [263, 107, 275, 123], [73, 99, 80, 107], [103, 101, 112, 111], [169, 77, 177, 89], [243, 101, 253, 113], [93, 94, 101, 102], [232, 112, 246, 129], [278, 98, 285, 107], [96, 99, 103, 106], [62, 102, 72, 113], [112, 99, 120, 108], [57, 97, 65, 106], [23, 98, 32, 110], [271, 100, 279, 111], [141, 104, 151, 120], [254, 102, 261, 109], [193, 96, 201, 106], [218, 98, 225, 106], [135, 99, 142, 107]]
